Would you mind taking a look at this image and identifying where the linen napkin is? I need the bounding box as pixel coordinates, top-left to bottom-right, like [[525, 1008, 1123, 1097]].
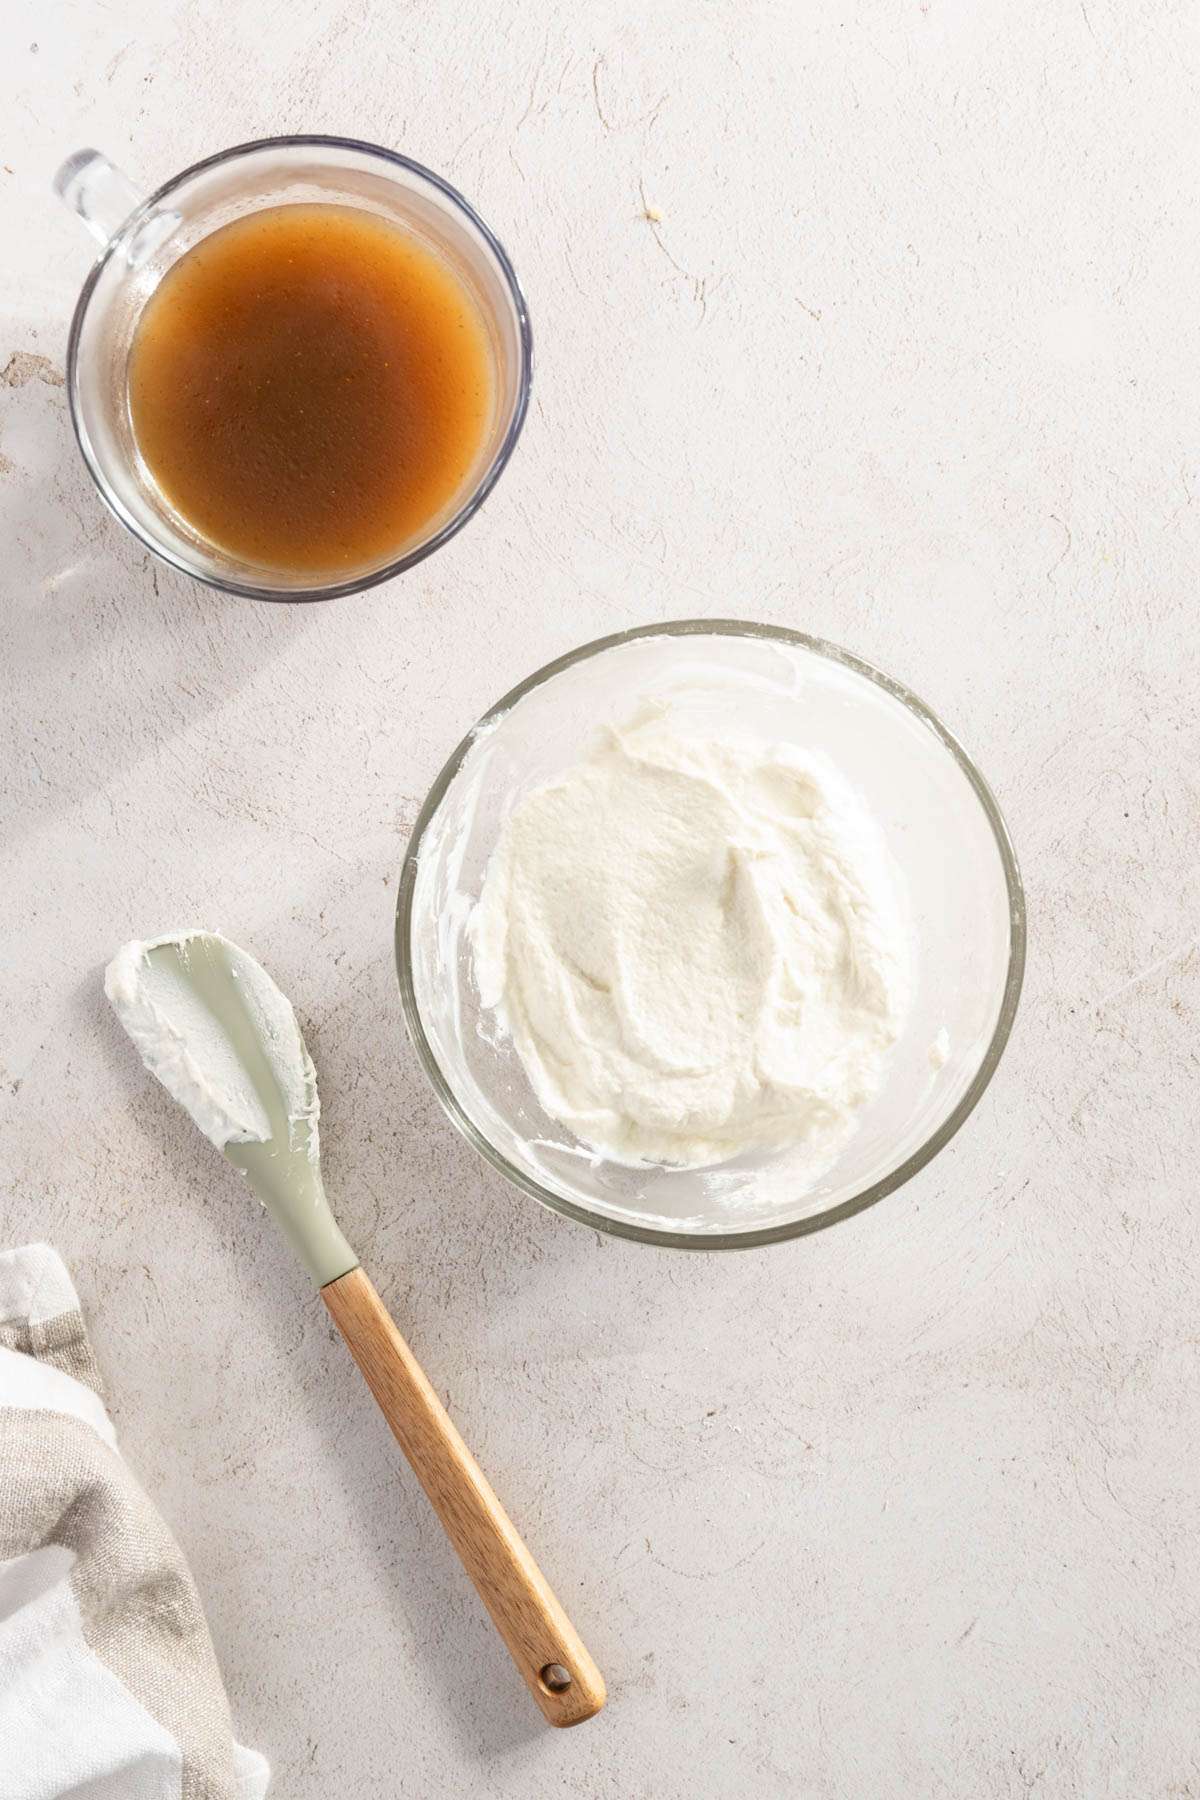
[[0, 1243, 269, 1798]]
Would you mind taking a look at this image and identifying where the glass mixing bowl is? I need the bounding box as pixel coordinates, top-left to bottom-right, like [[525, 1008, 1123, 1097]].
[[396, 621, 1025, 1249]]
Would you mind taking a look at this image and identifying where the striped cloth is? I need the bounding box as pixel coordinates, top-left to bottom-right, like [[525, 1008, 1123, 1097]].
[[0, 1244, 268, 1797]]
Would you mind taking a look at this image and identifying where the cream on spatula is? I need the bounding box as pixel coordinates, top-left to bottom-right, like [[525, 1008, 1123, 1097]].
[[105, 931, 605, 1727]]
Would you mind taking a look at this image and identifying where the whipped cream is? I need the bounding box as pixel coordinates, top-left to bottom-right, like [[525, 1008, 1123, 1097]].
[[469, 702, 910, 1171], [104, 931, 319, 1154]]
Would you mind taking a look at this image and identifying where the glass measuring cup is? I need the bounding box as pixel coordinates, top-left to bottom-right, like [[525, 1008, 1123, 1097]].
[[54, 136, 532, 602]]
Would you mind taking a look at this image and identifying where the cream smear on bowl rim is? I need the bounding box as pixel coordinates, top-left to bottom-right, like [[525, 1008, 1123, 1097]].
[[467, 692, 912, 1181]]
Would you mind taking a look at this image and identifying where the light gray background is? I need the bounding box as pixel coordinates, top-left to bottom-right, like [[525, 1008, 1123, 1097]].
[[2, 3, 1198, 1795]]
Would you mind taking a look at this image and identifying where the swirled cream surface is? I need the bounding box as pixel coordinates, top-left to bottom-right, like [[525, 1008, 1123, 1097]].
[[469, 701, 910, 1170]]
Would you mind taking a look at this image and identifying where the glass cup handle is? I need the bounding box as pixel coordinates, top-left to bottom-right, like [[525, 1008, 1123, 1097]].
[[53, 148, 180, 266]]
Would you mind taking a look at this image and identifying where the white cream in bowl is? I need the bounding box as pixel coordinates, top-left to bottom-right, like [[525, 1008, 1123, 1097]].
[[468, 698, 910, 1175]]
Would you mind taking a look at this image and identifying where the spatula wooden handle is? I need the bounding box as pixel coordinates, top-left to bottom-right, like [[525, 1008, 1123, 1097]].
[[321, 1265, 606, 1727]]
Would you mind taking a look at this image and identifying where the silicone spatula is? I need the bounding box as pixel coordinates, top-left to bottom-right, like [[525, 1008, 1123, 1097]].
[[105, 930, 605, 1727]]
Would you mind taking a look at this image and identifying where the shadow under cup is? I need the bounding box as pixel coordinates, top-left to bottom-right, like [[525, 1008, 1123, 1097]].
[[60, 136, 532, 601]]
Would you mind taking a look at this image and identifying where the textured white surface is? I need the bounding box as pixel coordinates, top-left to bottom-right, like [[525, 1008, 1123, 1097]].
[[1, 2, 1198, 1795]]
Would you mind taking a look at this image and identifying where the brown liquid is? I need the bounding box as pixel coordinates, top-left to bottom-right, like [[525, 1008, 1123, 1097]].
[[127, 203, 494, 575]]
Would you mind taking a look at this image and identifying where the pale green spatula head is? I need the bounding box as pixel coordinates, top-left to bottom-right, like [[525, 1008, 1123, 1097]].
[[105, 931, 357, 1287]]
